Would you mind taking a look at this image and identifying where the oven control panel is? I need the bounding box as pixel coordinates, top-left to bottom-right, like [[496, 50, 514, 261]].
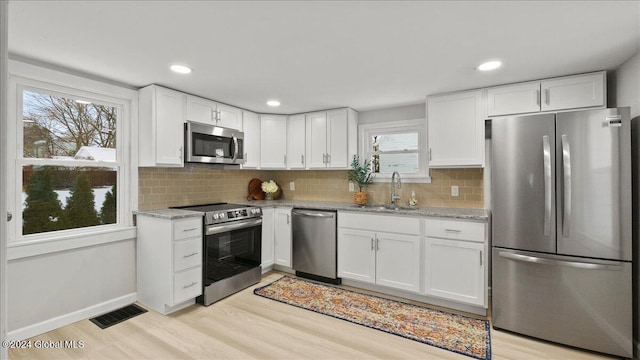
[[205, 207, 262, 225]]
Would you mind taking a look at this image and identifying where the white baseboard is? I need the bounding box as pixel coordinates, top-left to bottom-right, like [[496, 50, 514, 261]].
[[7, 293, 137, 341]]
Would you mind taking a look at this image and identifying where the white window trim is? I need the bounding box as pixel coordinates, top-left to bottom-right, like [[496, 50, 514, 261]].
[[6, 60, 138, 259], [359, 119, 431, 183]]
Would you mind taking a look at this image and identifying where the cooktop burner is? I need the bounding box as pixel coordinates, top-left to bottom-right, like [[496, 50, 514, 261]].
[[172, 203, 262, 225]]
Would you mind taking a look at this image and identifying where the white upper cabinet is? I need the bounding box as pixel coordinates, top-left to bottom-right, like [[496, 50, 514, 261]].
[[306, 108, 357, 169], [540, 72, 605, 112], [287, 114, 306, 169], [138, 85, 186, 167], [242, 110, 260, 169], [260, 114, 288, 169], [427, 90, 484, 168], [486, 71, 606, 117], [487, 82, 541, 117], [186, 95, 243, 130]]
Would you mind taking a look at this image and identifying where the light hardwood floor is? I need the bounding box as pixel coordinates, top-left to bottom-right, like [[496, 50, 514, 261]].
[[9, 272, 617, 360]]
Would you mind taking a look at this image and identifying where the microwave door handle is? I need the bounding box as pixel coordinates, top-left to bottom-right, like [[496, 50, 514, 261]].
[[232, 136, 239, 161]]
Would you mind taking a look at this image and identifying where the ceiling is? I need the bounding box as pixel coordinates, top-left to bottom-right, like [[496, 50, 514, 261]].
[[8, 0, 640, 114]]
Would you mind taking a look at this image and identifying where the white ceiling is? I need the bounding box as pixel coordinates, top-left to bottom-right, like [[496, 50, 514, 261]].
[[8, 0, 640, 114]]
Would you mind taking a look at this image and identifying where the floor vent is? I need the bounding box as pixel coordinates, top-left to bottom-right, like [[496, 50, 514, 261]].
[[90, 303, 148, 329]]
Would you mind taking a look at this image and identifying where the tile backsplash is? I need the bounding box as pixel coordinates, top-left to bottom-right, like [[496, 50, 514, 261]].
[[138, 167, 484, 210]]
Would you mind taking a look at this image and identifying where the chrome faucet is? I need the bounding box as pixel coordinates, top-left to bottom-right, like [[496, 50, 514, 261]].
[[391, 171, 401, 205]]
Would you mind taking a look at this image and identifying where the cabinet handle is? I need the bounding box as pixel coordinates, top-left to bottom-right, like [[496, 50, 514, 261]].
[[183, 228, 198, 232], [245, 153, 248, 162], [287, 214, 290, 224], [179, 146, 183, 161], [376, 236, 380, 251], [183, 252, 198, 258], [428, 148, 432, 161], [322, 153, 327, 164], [6, 211, 12, 222], [301, 154, 304, 165], [544, 88, 550, 105], [217, 109, 221, 121], [480, 250, 483, 266], [183, 281, 198, 289], [211, 109, 215, 122], [284, 154, 287, 165], [536, 89, 540, 106], [371, 238, 374, 251], [444, 228, 462, 233], [327, 153, 331, 164]]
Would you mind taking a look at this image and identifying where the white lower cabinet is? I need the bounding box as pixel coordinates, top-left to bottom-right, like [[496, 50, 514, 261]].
[[261, 207, 292, 271], [423, 218, 487, 307], [338, 212, 420, 293], [137, 214, 203, 315]]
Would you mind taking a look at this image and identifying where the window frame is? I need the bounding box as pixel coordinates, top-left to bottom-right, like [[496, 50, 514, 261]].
[[358, 119, 431, 183], [6, 60, 138, 258]]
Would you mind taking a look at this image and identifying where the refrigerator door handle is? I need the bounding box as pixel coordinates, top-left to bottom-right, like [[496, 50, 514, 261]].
[[542, 135, 552, 236], [498, 251, 622, 271], [561, 134, 571, 237]]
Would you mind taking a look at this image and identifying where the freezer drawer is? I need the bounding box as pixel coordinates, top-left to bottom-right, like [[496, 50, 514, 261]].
[[492, 248, 632, 358]]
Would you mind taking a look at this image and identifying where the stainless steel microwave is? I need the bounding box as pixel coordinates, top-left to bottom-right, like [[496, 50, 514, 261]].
[[184, 121, 245, 165]]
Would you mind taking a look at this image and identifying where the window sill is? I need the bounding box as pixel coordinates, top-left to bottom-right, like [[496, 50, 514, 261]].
[[7, 226, 136, 260]]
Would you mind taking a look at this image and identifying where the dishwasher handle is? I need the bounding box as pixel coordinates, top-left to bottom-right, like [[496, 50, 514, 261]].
[[292, 210, 335, 218]]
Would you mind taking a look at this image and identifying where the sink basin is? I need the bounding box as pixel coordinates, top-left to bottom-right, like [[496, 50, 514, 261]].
[[351, 204, 419, 211]]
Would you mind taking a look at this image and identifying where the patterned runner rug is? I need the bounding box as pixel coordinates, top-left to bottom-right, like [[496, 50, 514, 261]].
[[254, 276, 491, 360]]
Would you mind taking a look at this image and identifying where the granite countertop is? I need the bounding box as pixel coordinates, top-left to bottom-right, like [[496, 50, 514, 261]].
[[134, 208, 204, 220], [233, 200, 489, 221]]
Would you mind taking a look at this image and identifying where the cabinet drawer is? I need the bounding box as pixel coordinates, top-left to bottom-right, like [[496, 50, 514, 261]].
[[173, 218, 202, 241], [339, 212, 420, 235], [424, 218, 485, 243], [173, 266, 202, 305], [174, 237, 202, 272]]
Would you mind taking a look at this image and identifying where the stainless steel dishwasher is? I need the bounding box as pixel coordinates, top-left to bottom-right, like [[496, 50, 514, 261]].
[[292, 209, 340, 284]]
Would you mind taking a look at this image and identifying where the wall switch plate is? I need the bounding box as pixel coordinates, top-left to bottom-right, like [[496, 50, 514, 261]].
[[451, 185, 459, 197], [289, 182, 295, 191], [349, 182, 355, 192]]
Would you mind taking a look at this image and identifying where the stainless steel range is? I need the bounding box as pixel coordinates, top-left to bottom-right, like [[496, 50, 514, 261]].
[[173, 203, 262, 305]]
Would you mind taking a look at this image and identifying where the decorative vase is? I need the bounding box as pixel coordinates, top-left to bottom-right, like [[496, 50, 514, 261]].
[[265, 192, 274, 201], [354, 191, 368, 205]]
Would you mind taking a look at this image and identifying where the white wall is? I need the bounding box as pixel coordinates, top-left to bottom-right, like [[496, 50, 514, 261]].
[[1, 1, 8, 359], [7, 239, 136, 339], [358, 103, 425, 124], [610, 51, 640, 118]]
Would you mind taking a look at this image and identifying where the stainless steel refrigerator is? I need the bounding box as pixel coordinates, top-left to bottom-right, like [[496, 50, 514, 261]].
[[491, 107, 633, 358]]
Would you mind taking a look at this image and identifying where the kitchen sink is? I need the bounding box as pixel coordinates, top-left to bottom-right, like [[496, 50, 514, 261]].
[[351, 204, 419, 211]]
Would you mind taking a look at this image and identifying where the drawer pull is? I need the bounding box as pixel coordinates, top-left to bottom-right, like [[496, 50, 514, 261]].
[[183, 252, 199, 258], [182, 228, 198, 232], [183, 281, 198, 289], [444, 229, 462, 233]]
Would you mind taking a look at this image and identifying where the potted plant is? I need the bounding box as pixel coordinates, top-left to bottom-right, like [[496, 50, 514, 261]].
[[348, 155, 374, 205]]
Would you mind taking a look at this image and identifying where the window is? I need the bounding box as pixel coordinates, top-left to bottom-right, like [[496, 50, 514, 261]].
[[8, 63, 136, 247], [359, 119, 430, 182]]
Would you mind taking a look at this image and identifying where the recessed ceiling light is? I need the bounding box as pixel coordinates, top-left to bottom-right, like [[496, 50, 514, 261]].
[[170, 64, 192, 74], [477, 61, 502, 71], [267, 100, 281, 107]]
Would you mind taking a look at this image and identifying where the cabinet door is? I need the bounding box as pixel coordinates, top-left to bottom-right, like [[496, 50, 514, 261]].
[[217, 103, 243, 130], [375, 232, 420, 292], [260, 115, 287, 168], [186, 95, 216, 125], [326, 109, 349, 168], [424, 237, 485, 306], [306, 111, 328, 168], [274, 208, 292, 268], [242, 110, 260, 168], [541, 72, 605, 112], [155, 87, 185, 166], [487, 82, 541, 116], [261, 208, 275, 269], [427, 90, 484, 167], [287, 114, 306, 169], [338, 228, 376, 283]]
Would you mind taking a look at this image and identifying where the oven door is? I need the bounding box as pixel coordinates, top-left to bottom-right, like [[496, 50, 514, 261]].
[[203, 218, 262, 286]]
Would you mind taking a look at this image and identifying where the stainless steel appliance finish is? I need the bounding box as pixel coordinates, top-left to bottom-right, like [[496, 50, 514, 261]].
[[292, 209, 340, 284], [491, 108, 633, 358], [172, 203, 262, 306], [185, 121, 245, 165]]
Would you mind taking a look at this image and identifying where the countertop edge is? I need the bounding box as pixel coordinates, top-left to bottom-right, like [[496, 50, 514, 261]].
[[134, 208, 205, 220]]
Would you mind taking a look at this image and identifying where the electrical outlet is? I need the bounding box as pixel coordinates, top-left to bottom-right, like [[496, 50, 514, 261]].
[[349, 182, 355, 192], [289, 181, 295, 191], [451, 185, 459, 197]]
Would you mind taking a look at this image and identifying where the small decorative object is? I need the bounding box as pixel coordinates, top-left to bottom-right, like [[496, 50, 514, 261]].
[[261, 180, 279, 201], [247, 178, 265, 200], [348, 155, 374, 205], [409, 190, 418, 207]]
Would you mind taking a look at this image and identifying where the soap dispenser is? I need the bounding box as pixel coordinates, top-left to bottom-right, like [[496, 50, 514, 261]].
[[409, 191, 418, 207]]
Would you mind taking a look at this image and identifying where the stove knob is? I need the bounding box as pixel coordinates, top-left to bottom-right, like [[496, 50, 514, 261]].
[[220, 213, 225, 218], [213, 213, 219, 220]]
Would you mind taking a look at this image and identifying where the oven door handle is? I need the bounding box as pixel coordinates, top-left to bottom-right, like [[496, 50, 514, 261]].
[[206, 218, 263, 235]]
